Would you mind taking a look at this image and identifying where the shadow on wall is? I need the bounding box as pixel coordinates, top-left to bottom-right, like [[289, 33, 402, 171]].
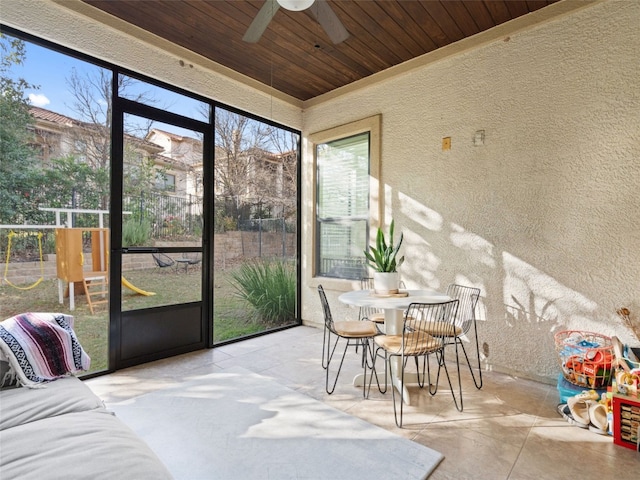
[[392, 191, 630, 382]]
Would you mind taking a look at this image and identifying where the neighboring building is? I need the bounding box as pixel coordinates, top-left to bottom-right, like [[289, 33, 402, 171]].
[[28, 107, 192, 197], [28, 107, 295, 219], [146, 128, 202, 197], [28, 107, 85, 164], [150, 128, 297, 220]]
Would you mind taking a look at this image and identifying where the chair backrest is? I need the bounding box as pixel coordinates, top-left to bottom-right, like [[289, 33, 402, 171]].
[[152, 253, 175, 268], [182, 252, 202, 264], [317, 285, 335, 333], [402, 300, 459, 355], [446, 284, 480, 335], [358, 277, 382, 320], [360, 277, 374, 290]]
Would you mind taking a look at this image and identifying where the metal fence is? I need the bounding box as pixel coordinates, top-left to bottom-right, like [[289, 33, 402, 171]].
[[320, 257, 367, 280], [3, 189, 297, 255], [238, 218, 296, 259], [123, 192, 203, 239]]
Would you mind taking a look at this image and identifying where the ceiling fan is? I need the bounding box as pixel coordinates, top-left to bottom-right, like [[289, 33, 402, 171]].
[[243, 0, 349, 45]]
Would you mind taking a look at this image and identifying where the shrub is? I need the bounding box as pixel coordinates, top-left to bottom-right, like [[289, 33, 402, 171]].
[[229, 259, 296, 325], [122, 218, 151, 246]]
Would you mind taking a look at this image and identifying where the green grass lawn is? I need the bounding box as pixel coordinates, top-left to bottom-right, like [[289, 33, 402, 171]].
[[0, 265, 283, 374]]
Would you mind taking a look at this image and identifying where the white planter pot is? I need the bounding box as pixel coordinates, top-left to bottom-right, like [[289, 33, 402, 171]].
[[373, 271, 399, 295]]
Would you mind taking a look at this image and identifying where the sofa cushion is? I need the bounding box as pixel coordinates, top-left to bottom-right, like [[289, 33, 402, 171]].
[[0, 376, 104, 431], [0, 409, 173, 480]]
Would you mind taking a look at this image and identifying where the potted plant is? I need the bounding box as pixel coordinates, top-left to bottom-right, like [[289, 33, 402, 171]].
[[363, 219, 405, 294]]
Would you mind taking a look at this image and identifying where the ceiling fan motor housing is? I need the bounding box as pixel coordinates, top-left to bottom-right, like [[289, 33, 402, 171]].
[[277, 0, 315, 11]]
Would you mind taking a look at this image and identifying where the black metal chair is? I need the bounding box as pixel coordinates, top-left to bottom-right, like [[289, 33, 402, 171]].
[[371, 300, 459, 427], [151, 253, 176, 273], [176, 252, 202, 273], [411, 284, 481, 412], [359, 277, 385, 324], [318, 285, 380, 397], [443, 284, 483, 389]]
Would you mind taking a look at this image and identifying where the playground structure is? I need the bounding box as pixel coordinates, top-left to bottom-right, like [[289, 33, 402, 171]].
[[3, 208, 154, 314], [55, 227, 109, 314], [121, 276, 155, 297]]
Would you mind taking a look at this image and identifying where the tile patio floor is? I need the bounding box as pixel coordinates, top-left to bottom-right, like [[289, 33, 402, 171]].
[[86, 325, 639, 479]]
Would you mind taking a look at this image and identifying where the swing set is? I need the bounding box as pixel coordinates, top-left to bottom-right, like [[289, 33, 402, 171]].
[[3, 230, 46, 290], [3, 209, 154, 313]]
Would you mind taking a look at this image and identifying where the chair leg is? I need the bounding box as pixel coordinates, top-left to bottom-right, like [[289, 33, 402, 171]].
[[368, 346, 388, 395], [322, 324, 330, 370], [414, 355, 428, 388], [326, 331, 382, 397], [464, 320, 484, 389], [432, 346, 464, 412], [362, 339, 382, 398], [325, 334, 351, 394], [457, 340, 483, 389], [389, 353, 405, 427]]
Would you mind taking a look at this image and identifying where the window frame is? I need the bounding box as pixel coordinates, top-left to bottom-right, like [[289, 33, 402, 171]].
[[308, 115, 382, 288], [155, 170, 176, 192]]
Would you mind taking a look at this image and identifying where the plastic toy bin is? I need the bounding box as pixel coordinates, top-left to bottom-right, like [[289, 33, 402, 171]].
[[555, 330, 614, 389]]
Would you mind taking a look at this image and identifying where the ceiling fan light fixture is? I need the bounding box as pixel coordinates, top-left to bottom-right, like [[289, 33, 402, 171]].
[[276, 0, 315, 12]]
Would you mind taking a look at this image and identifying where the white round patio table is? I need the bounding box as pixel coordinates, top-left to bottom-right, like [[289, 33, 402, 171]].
[[338, 289, 451, 405]]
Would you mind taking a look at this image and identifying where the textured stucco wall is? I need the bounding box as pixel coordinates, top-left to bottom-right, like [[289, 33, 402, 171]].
[[301, 0, 640, 383]]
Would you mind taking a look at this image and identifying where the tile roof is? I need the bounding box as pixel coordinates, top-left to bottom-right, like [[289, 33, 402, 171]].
[[29, 106, 82, 127]]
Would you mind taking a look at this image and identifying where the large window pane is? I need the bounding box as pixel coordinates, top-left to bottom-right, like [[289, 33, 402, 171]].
[[0, 34, 111, 374], [118, 74, 210, 123], [212, 107, 298, 343], [316, 132, 370, 279]]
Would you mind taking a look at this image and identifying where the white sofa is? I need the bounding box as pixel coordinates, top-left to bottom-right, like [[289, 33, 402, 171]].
[[0, 313, 172, 479], [0, 376, 173, 479]]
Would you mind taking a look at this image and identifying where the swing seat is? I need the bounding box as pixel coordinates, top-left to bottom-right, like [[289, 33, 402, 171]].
[[3, 231, 45, 291]]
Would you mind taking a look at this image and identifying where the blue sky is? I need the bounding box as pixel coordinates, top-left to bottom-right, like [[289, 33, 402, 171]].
[[10, 37, 206, 135], [14, 41, 99, 119], [6, 34, 290, 146]]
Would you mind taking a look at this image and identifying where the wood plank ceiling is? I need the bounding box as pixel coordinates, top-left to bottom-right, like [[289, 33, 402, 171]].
[[83, 0, 559, 101]]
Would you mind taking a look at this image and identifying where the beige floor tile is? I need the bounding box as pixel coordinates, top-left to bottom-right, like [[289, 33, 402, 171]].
[[85, 325, 639, 479]]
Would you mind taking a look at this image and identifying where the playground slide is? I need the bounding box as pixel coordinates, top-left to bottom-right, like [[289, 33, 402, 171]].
[[121, 277, 156, 296]]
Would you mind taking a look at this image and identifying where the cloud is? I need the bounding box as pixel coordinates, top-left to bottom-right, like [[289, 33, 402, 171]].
[[28, 93, 50, 107]]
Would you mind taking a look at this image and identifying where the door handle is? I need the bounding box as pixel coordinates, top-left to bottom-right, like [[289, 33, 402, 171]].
[[121, 247, 159, 254]]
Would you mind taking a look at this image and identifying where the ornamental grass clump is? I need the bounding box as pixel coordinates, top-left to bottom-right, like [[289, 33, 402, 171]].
[[122, 218, 151, 246], [230, 259, 296, 325], [363, 219, 404, 273]]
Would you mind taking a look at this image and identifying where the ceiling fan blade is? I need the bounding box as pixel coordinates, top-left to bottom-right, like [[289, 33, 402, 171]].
[[243, 0, 280, 43], [310, 0, 349, 44]]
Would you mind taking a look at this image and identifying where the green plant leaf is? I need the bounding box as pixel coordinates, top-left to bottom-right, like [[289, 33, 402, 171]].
[[364, 219, 404, 273]]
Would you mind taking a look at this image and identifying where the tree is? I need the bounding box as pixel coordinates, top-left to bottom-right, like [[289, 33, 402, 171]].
[[40, 155, 108, 225], [0, 34, 43, 224], [214, 109, 268, 212], [66, 68, 158, 169], [213, 108, 298, 225], [64, 67, 169, 208], [263, 126, 298, 222]]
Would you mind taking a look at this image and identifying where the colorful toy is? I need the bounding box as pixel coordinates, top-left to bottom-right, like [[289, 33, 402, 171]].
[[556, 330, 614, 389]]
